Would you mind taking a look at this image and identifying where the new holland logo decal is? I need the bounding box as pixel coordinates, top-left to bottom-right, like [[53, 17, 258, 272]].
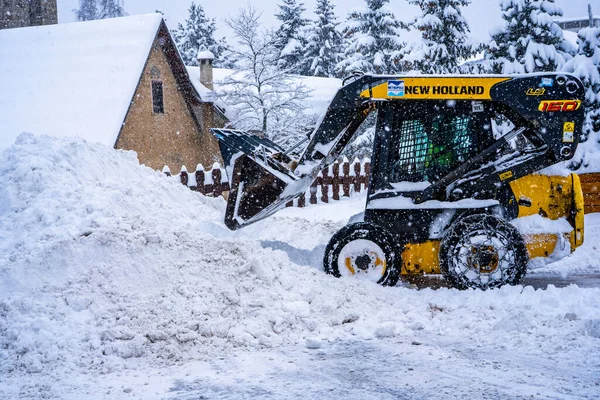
[[387, 80, 405, 97]]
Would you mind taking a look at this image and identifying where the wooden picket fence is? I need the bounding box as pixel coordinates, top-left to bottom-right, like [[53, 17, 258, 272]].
[[163, 163, 230, 197], [163, 158, 370, 207], [164, 163, 600, 213], [288, 158, 370, 207]]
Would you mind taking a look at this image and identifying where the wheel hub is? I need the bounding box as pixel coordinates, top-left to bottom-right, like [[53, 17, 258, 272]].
[[354, 254, 372, 271], [338, 239, 387, 282], [469, 245, 499, 273]]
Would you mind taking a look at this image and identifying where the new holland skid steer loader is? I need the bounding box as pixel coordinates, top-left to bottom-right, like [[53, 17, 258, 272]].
[[212, 73, 586, 290]]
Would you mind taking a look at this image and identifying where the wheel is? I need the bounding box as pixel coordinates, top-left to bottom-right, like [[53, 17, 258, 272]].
[[323, 222, 401, 286], [439, 214, 528, 290]]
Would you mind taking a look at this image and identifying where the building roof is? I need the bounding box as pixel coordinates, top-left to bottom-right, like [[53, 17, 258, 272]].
[[185, 66, 342, 118], [555, 15, 600, 24], [0, 14, 164, 151]]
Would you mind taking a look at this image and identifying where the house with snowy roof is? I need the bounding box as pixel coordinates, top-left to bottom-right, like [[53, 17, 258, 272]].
[[0, 13, 227, 171]]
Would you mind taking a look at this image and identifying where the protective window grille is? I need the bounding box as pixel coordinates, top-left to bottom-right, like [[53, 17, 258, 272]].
[[152, 81, 164, 114], [392, 116, 473, 182]]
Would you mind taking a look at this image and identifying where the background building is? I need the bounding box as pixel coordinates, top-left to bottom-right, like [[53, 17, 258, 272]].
[[0, 14, 228, 172], [0, 0, 57, 30], [556, 4, 599, 32]]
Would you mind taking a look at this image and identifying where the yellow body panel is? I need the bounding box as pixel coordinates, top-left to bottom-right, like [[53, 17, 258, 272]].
[[523, 233, 560, 258], [400, 174, 584, 275], [571, 174, 585, 248], [360, 77, 511, 100], [402, 241, 441, 274], [401, 235, 562, 275], [509, 174, 572, 220], [509, 173, 584, 250]]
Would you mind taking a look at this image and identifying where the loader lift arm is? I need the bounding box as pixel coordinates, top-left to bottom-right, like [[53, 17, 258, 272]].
[[212, 73, 585, 230]]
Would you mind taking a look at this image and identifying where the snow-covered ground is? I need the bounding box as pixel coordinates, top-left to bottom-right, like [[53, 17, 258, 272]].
[[1, 135, 599, 399]]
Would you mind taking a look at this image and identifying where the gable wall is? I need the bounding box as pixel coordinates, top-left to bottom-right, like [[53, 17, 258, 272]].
[[116, 39, 223, 172]]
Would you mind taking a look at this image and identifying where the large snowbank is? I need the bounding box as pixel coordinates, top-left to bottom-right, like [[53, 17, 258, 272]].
[[0, 14, 163, 152], [1, 135, 599, 398]]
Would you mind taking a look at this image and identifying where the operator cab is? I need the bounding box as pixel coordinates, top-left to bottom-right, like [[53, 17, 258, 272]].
[[364, 99, 543, 241], [367, 100, 540, 203]]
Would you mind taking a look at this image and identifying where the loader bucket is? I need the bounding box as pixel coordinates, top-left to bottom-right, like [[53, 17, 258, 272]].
[[212, 129, 313, 230]]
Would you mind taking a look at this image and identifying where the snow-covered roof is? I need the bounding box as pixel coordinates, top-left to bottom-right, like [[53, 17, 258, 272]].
[[185, 66, 213, 101], [555, 15, 600, 24], [185, 66, 233, 121], [0, 14, 164, 151], [185, 66, 342, 116], [292, 73, 342, 115]]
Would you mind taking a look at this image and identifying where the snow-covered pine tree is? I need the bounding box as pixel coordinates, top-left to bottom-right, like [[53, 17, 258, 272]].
[[399, 0, 476, 74], [274, 0, 310, 74], [172, 2, 228, 67], [562, 27, 600, 170], [99, 0, 125, 18], [484, 0, 571, 74], [304, 0, 343, 77], [74, 0, 100, 21], [336, 0, 406, 76]]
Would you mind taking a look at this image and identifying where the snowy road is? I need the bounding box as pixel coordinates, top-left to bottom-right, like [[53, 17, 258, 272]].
[[397, 273, 600, 289], [164, 337, 599, 400], [35, 332, 596, 399], [522, 274, 600, 288]]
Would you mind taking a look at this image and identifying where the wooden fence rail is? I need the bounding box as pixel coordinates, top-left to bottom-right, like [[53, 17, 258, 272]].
[[165, 163, 600, 214]]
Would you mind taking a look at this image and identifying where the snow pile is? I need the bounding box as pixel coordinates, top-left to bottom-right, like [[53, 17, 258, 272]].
[[1, 134, 599, 388], [533, 212, 600, 275], [510, 214, 574, 235]]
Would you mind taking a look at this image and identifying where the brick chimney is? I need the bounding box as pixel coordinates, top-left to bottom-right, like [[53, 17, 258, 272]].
[[196, 48, 214, 91]]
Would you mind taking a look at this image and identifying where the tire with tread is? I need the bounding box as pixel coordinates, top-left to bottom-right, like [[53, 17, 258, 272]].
[[439, 214, 528, 290]]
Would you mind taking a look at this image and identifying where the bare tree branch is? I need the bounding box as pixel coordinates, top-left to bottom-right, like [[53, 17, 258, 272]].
[[218, 6, 313, 148]]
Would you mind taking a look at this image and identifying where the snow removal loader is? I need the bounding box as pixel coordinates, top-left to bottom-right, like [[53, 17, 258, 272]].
[[212, 73, 586, 290]]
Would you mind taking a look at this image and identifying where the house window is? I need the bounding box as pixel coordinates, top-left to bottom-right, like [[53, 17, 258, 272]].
[[152, 81, 164, 114], [150, 66, 161, 79]]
